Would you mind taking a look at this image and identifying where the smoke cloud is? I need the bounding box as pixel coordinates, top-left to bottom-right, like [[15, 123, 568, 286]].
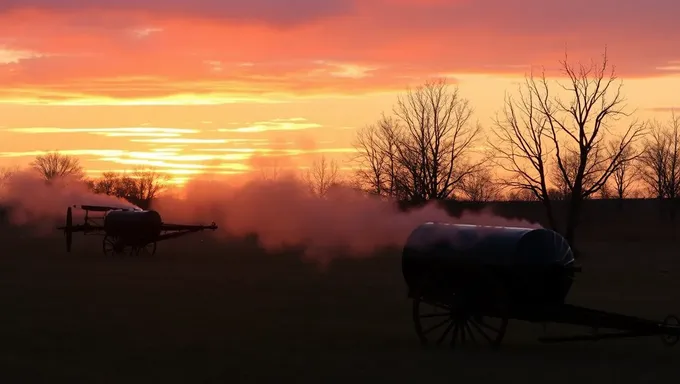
[[151, 172, 541, 266], [0, 169, 541, 265], [0, 171, 141, 234]]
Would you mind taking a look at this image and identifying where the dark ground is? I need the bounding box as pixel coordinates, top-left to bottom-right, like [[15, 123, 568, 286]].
[[1, 228, 679, 383]]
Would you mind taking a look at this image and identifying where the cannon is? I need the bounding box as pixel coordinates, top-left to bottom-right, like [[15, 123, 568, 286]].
[[403, 222, 680, 348], [57, 205, 218, 256]]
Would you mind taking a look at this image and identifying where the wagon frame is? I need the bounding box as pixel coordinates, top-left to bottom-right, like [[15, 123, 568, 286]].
[[57, 205, 218, 256], [410, 286, 680, 349], [403, 223, 680, 349]]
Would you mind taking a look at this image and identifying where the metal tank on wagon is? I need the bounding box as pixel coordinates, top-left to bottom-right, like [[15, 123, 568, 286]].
[[103, 210, 163, 240], [102, 209, 163, 255], [402, 222, 576, 310]]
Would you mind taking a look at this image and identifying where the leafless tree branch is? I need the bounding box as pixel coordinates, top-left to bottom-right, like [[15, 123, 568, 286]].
[[30, 151, 85, 182]]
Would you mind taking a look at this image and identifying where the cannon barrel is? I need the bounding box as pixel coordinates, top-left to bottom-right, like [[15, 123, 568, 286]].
[[402, 222, 576, 309]]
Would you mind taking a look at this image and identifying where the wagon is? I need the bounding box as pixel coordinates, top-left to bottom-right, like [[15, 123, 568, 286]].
[[57, 205, 218, 256], [402, 222, 680, 348]]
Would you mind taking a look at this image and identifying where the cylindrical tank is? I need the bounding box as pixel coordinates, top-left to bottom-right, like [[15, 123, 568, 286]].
[[104, 210, 162, 241], [402, 222, 575, 308]]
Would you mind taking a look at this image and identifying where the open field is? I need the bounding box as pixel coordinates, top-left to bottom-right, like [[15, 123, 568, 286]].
[[1, 227, 680, 383]]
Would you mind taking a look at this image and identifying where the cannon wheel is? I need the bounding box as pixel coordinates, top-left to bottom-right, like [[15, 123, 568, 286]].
[[660, 314, 680, 347], [102, 235, 129, 257], [134, 242, 157, 257], [412, 295, 509, 349]]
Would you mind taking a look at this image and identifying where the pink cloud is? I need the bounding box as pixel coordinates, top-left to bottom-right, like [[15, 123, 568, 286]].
[[0, 0, 356, 26], [0, 0, 677, 102]]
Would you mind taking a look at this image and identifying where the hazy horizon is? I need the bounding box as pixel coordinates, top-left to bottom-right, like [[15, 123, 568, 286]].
[[0, 0, 678, 185]]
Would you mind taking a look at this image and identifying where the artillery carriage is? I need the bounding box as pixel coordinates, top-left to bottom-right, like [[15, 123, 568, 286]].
[[402, 222, 680, 348]]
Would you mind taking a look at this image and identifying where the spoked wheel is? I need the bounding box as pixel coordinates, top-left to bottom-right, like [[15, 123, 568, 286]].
[[103, 235, 129, 257], [413, 295, 509, 349], [134, 242, 157, 257], [660, 314, 680, 347]]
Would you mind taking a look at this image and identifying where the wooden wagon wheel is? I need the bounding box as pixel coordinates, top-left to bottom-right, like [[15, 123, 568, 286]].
[[413, 294, 509, 349], [660, 314, 680, 347], [134, 242, 157, 257], [102, 235, 128, 257]]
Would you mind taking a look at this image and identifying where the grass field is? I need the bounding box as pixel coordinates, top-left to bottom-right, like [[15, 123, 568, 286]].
[[1, 228, 680, 383]]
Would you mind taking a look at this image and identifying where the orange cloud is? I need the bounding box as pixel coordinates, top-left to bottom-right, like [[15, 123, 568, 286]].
[[0, 117, 352, 183], [647, 107, 680, 113], [0, 0, 678, 104]]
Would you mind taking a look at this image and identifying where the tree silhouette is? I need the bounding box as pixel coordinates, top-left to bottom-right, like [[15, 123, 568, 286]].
[[609, 144, 640, 199], [351, 114, 400, 197], [30, 151, 84, 181], [490, 48, 645, 249], [352, 79, 485, 203], [89, 168, 170, 208], [636, 112, 680, 199], [458, 168, 502, 202], [303, 155, 341, 197]]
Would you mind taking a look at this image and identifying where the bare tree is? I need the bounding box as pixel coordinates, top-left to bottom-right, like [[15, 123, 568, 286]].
[[132, 168, 170, 202], [488, 80, 558, 229], [637, 112, 680, 199], [90, 172, 121, 196], [457, 168, 502, 202], [393, 79, 485, 202], [637, 125, 671, 199], [351, 114, 400, 197], [543, 49, 645, 247], [114, 175, 139, 201], [505, 189, 540, 201], [259, 164, 281, 182], [30, 151, 85, 181], [351, 79, 485, 203], [303, 155, 341, 197], [597, 183, 614, 199], [491, 49, 645, 249], [549, 150, 602, 200], [0, 165, 19, 188], [255, 157, 285, 182], [88, 168, 169, 208], [609, 144, 640, 199]]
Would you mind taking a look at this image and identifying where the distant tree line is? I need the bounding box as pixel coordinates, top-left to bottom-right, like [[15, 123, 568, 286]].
[[85, 169, 170, 209], [0, 149, 351, 209], [0, 152, 170, 210]]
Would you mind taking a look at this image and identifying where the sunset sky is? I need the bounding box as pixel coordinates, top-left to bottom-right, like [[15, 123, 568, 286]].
[[0, 0, 678, 184]]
